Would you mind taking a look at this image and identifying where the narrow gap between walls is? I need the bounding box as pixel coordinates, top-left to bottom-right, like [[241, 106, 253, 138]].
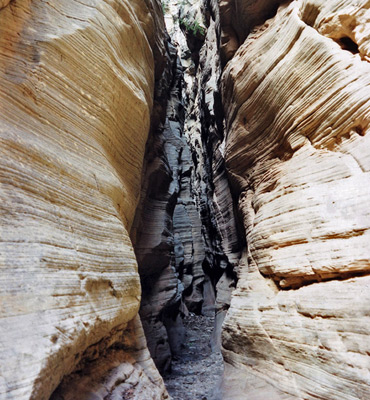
[[132, 0, 242, 398]]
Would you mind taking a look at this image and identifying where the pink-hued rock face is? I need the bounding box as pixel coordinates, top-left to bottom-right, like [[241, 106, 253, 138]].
[[0, 1, 168, 399], [221, 0, 370, 398]]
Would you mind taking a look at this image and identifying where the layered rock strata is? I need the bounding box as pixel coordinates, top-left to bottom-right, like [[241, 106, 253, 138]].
[[221, 0, 370, 399], [0, 1, 169, 399], [4, 0, 366, 398]]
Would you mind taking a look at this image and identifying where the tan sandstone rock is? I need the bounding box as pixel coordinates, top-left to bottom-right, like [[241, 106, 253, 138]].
[[0, 0, 168, 399], [221, 0, 370, 399]]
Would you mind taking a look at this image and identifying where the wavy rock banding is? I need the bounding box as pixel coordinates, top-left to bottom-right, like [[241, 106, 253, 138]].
[[221, 1, 370, 399], [3, 0, 370, 398], [0, 1, 168, 399]]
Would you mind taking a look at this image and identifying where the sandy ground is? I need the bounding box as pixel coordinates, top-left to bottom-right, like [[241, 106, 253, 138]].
[[163, 314, 224, 400]]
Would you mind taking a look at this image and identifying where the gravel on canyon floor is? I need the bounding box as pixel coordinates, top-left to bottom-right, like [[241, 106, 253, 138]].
[[163, 314, 223, 400]]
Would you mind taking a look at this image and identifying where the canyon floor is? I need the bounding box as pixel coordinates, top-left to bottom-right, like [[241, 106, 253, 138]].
[[163, 314, 223, 400]]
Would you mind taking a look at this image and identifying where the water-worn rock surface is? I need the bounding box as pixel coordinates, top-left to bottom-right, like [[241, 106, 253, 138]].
[[164, 314, 223, 400], [3, 0, 370, 399], [221, 0, 370, 399], [0, 1, 169, 398]]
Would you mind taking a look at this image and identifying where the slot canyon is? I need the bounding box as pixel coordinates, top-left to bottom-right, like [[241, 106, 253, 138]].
[[1, 0, 370, 399]]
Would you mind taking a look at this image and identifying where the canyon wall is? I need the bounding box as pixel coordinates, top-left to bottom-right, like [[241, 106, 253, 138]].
[[221, 0, 370, 399], [2, 0, 369, 398], [0, 1, 169, 399]]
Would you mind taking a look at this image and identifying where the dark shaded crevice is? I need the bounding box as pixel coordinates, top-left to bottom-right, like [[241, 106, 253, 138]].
[[264, 268, 370, 291], [132, 37, 184, 374], [219, 0, 292, 64], [338, 36, 359, 54], [132, 3, 243, 393], [299, 4, 361, 59]]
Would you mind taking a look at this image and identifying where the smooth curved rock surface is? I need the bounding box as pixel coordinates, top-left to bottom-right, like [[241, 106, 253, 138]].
[[222, 1, 370, 399], [218, 0, 286, 62], [0, 1, 168, 399], [0, 0, 10, 9]]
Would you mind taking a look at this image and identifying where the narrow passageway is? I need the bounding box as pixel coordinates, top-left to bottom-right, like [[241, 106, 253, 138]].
[[139, 2, 236, 398], [164, 314, 223, 400]]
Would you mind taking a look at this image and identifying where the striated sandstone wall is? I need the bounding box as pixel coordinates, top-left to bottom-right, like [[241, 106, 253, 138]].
[[221, 0, 370, 399], [0, 1, 169, 399]]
